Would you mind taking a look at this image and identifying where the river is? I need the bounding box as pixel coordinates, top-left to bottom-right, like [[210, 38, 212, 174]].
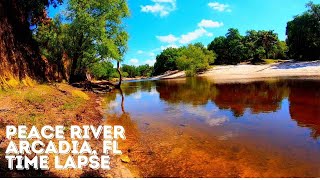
[[104, 77, 320, 177]]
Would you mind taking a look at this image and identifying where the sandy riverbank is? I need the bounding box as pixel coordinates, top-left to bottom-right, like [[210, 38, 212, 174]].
[[154, 60, 320, 82]]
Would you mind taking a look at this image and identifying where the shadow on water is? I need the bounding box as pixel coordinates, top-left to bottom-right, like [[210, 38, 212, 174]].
[[272, 61, 320, 70]]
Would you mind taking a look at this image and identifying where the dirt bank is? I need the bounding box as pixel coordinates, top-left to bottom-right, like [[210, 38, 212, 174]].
[[0, 83, 136, 178]]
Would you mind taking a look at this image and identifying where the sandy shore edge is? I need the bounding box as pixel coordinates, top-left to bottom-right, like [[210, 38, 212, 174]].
[[151, 60, 320, 82]]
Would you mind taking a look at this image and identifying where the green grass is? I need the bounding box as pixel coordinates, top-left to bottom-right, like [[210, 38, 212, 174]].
[[263, 59, 281, 64], [24, 91, 45, 103], [60, 97, 85, 110]]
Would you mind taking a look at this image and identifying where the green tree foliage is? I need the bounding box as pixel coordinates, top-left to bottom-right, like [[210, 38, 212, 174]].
[[208, 28, 285, 64], [245, 30, 285, 61], [275, 41, 288, 59], [89, 61, 116, 80], [121, 64, 154, 78], [208, 28, 246, 64], [35, 0, 130, 83], [153, 48, 181, 76], [65, 0, 130, 83], [286, 2, 320, 60], [153, 44, 216, 76], [34, 16, 67, 79], [176, 44, 216, 76], [207, 36, 228, 64], [121, 65, 137, 78], [136, 64, 154, 77]]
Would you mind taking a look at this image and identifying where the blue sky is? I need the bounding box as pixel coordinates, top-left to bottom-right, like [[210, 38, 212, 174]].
[[48, 0, 320, 66]]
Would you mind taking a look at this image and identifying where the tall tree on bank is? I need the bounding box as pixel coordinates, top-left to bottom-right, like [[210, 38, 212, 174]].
[[286, 2, 320, 60], [259, 30, 279, 59], [208, 28, 246, 64], [0, 0, 62, 87], [65, 0, 129, 84]]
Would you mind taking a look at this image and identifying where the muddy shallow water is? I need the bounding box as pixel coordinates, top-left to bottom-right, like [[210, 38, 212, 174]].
[[104, 77, 320, 177]]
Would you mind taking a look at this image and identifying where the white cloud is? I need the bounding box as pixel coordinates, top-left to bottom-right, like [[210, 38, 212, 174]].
[[156, 34, 179, 43], [149, 52, 156, 57], [145, 59, 156, 65], [208, 2, 231, 12], [207, 32, 213, 37], [156, 19, 224, 45], [141, 0, 176, 17], [137, 50, 144, 54], [183, 105, 229, 127], [206, 117, 228, 127], [129, 58, 139, 65], [137, 50, 156, 58], [133, 92, 142, 99], [179, 28, 212, 44], [198, 19, 224, 28]]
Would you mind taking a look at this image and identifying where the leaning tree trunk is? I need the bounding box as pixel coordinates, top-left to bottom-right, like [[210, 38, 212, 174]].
[[115, 61, 122, 89], [0, 0, 46, 85]]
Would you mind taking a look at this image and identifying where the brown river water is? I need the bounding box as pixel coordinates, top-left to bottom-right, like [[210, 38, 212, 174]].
[[104, 77, 320, 177]]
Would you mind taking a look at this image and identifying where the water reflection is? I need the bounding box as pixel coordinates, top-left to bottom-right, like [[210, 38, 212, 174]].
[[288, 80, 320, 138], [153, 78, 320, 138], [156, 78, 290, 116], [105, 78, 320, 177]]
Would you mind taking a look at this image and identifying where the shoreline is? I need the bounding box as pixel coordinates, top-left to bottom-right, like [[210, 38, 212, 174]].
[[151, 60, 320, 82], [0, 84, 136, 178]]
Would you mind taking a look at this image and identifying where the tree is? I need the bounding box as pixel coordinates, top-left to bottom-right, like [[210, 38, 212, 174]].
[[225, 28, 247, 64], [64, 0, 129, 83], [286, 2, 320, 60], [258, 30, 279, 59], [208, 36, 228, 64], [121, 65, 137, 78], [208, 28, 246, 64], [89, 61, 116, 80], [153, 48, 181, 76], [176, 44, 216, 76], [245, 30, 282, 60], [274, 41, 288, 59], [34, 15, 67, 80], [136, 64, 153, 77]]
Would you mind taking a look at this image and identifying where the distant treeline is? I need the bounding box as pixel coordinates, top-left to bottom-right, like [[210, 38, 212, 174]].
[[90, 62, 154, 80], [153, 2, 320, 76]]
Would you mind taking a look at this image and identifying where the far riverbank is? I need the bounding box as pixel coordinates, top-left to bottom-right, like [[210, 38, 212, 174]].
[[151, 60, 320, 82]]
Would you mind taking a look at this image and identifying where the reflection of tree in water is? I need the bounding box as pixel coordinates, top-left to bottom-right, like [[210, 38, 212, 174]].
[[155, 77, 320, 139], [121, 81, 156, 96], [156, 78, 218, 105], [288, 80, 320, 138], [156, 78, 289, 116], [212, 81, 289, 117], [103, 88, 141, 151]]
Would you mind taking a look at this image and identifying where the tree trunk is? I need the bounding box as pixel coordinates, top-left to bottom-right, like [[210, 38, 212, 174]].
[[69, 56, 78, 83], [115, 61, 122, 89]]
